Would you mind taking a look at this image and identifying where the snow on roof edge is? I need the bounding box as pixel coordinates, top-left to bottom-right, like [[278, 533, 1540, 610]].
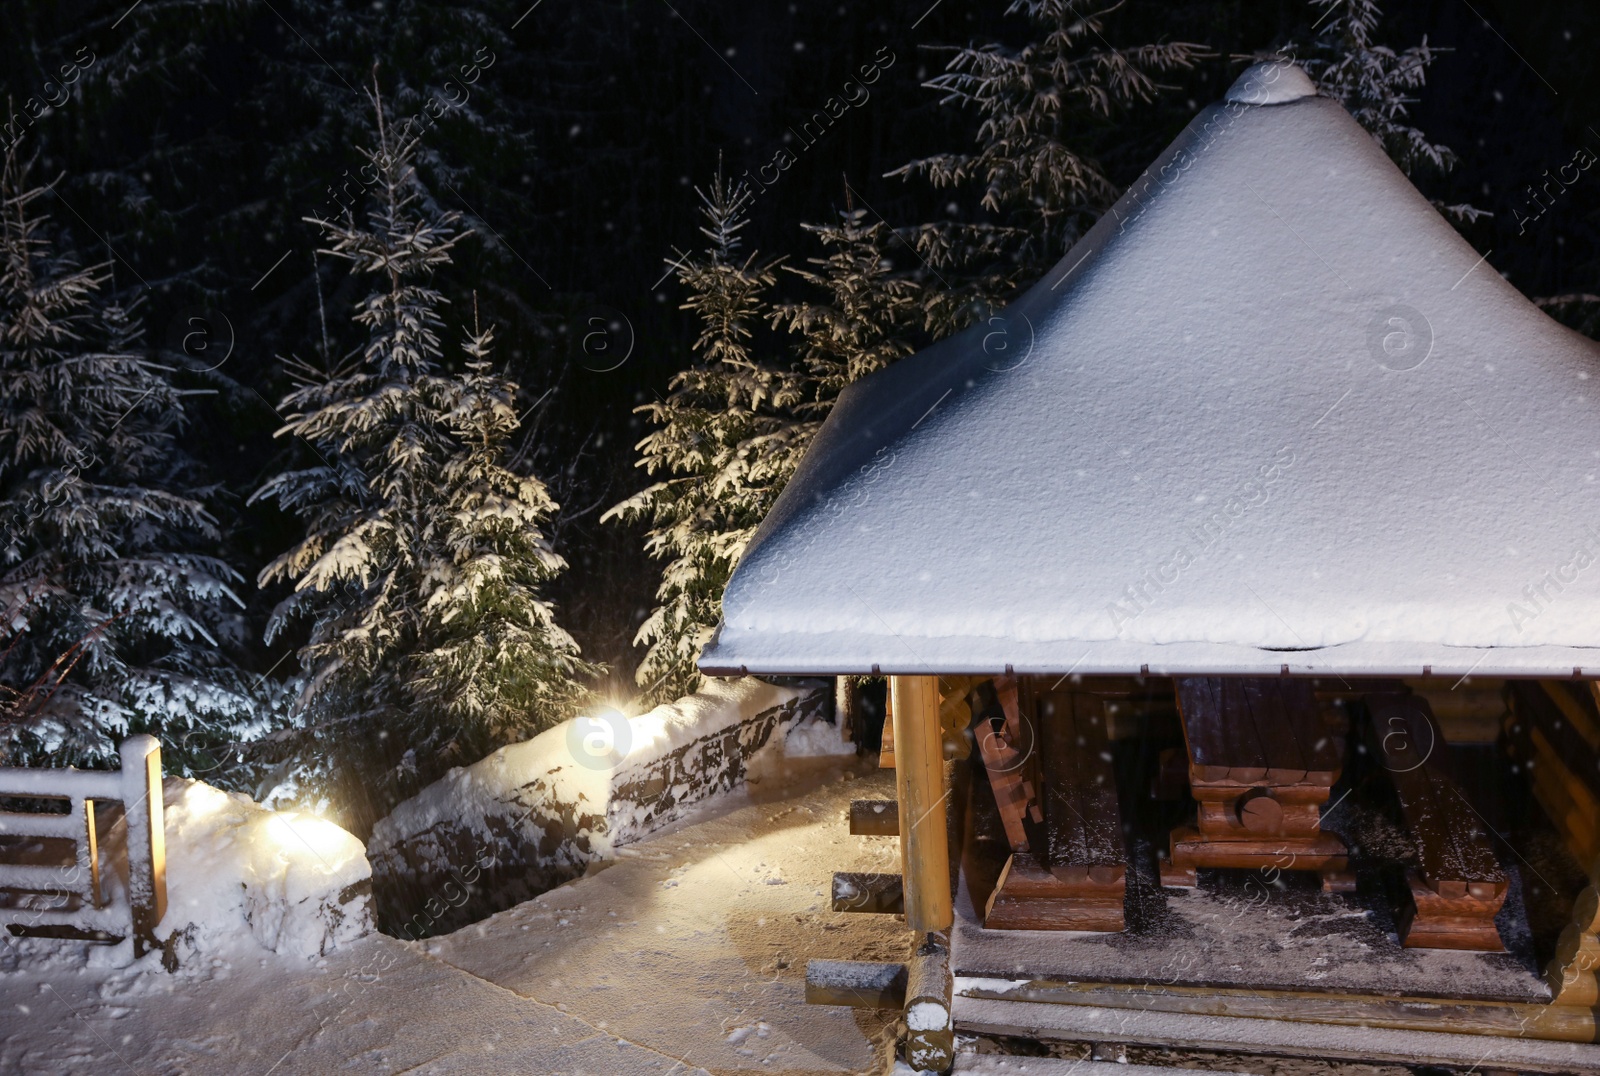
[[700, 631, 1600, 680]]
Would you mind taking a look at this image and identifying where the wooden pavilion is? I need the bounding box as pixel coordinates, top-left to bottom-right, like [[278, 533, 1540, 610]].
[[701, 62, 1600, 1073]]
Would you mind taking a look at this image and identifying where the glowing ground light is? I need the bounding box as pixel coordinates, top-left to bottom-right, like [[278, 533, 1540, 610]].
[[567, 707, 633, 770]]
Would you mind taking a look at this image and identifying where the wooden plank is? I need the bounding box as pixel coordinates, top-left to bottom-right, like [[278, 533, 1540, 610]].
[[1516, 683, 1600, 793], [1393, 698, 1500, 887], [952, 979, 1596, 1046], [1034, 684, 1124, 872], [1244, 679, 1308, 784], [1541, 681, 1600, 753], [1421, 761, 1505, 884], [880, 696, 895, 769], [1366, 694, 1507, 948], [849, 799, 899, 836], [1287, 678, 1344, 781], [805, 959, 906, 1009], [1035, 686, 1089, 871], [1072, 692, 1123, 868], [1173, 677, 1230, 782], [1219, 678, 1269, 783], [974, 722, 1032, 852], [1368, 694, 1455, 882], [954, 996, 1600, 1073]]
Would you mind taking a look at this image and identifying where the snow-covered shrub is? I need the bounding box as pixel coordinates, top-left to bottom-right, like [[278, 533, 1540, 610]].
[[367, 677, 832, 938], [157, 777, 372, 966]]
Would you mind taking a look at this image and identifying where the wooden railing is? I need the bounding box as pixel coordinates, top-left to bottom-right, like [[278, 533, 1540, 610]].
[[0, 736, 166, 956]]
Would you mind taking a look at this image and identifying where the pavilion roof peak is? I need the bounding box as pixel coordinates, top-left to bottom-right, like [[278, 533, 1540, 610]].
[[1226, 60, 1317, 106]]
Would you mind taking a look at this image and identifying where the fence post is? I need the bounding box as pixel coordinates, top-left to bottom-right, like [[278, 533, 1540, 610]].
[[120, 735, 166, 956]]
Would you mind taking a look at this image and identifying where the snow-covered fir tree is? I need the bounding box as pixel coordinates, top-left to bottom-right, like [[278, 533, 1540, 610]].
[[893, 0, 1205, 328], [771, 203, 920, 408], [253, 89, 592, 820], [411, 309, 591, 740], [1299, 0, 1483, 222], [605, 172, 804, 704], [0, 149, 262, 772]]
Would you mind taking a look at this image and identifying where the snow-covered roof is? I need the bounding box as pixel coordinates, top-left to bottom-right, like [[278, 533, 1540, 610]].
[[701, 63, 1600, 681]]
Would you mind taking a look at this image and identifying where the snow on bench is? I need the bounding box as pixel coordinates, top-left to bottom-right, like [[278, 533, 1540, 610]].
[[368, 677, 834, 938]]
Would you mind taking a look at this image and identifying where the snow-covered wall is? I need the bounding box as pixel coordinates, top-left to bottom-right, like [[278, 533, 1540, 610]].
[[367, 678, 831, 938]]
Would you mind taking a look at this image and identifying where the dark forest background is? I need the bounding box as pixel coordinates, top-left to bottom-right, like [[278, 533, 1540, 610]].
[[1, 0, 1596, 820]]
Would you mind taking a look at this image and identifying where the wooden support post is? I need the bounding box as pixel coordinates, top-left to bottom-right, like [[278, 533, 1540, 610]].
[[891, 675, 952, 934], [79, 796, 102, 909], [120, 735, 166, 957]]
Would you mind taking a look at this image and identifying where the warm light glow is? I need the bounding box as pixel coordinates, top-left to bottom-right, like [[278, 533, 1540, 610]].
[[264, 811, 355, 866]]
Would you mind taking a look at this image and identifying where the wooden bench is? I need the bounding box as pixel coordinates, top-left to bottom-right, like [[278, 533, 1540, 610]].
[[1364, 691, 1507, 951], [1162, 677, 1352, 891], [981, 678, 1126, 931]]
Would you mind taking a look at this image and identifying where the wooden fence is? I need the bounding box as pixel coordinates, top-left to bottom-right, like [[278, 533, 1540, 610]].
[[0, 735, 166, 955]]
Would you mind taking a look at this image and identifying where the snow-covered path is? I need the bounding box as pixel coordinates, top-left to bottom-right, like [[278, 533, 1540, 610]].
[[424, 760, 904, 1075], [0, 760, 903, 1075]]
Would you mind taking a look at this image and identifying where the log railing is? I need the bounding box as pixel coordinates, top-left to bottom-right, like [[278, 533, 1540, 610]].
[[0, 735, 166, 955]]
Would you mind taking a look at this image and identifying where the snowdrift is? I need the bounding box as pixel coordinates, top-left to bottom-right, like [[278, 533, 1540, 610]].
[[158, 778, 372, 966], [367, 677, 834, 938]]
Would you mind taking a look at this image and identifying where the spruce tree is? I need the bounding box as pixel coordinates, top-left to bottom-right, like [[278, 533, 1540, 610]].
[[893, 0, 1206, 329], [1299, 0, 1484, 222], [605, 173, 803, 704], [253, 88, 591, 821], [411, 310, 590, 741], [772, 201, 920, 425], [0, 149, 261, 772]]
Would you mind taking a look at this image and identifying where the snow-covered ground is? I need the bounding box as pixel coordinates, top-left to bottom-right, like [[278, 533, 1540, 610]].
[[0, 755, 902, 1074]]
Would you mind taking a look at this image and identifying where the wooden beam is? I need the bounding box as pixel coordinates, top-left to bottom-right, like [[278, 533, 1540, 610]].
[[954, 978, 1597, 1043], [954, 995, 1600, 1073], [848, 799, 899, 836], [1541, 681, 1600, 752], [891, 675, 952, 934], [831, 871, 904, 914], [805, 959, 906, 1009], [904, 931, 954, 1071]]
